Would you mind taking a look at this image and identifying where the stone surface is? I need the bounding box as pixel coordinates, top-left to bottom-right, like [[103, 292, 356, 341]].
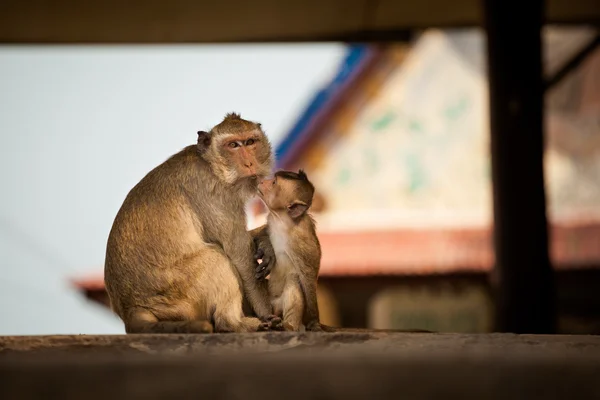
[[1, 332, 599, 399]]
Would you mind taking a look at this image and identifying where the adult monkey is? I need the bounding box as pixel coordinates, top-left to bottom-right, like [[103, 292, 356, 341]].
[[105, 113, 280, 333]]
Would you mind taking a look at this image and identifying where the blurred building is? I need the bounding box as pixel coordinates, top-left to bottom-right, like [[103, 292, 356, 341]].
[[249, 28, 600, 333], [74, 28, 600, 333]]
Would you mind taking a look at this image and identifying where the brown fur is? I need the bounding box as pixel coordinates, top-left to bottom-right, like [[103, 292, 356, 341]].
[[256, 170, 323, 331], [104, 113, 279, 333]]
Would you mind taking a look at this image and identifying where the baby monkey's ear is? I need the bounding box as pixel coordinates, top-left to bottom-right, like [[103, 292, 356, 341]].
[[287, 201, 309, 219]]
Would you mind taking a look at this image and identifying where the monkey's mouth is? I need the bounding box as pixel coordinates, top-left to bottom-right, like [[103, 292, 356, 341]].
[[242, 174, 259, 183]]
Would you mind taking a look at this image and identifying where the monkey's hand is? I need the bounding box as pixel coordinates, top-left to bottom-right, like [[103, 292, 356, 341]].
[[257, 315, 284, 331], [254, 240, 276, 281]]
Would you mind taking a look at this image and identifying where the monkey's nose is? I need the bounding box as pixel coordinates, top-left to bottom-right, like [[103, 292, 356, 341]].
[[245, 162, 254, 168]]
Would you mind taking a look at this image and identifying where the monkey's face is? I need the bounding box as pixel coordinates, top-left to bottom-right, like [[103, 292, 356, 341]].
[[200, 115, 274, 186], [257, 176, 284, 209], [258, 170, 314, 219], [216, 131, 271, 180]]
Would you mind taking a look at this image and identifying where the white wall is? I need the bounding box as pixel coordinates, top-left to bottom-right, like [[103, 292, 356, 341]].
[[0, 44, 345, 335]]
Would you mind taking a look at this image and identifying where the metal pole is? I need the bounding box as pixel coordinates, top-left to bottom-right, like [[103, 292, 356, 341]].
[[483, 0, 556, 333]]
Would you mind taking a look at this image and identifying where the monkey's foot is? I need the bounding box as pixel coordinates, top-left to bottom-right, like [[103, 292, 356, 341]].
[[304, 321, 323, 332], [282, 322, 298, 332], [258, 315, 284, 331]]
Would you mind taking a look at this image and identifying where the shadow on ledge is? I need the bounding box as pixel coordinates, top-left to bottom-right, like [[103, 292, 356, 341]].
[[1, 332, 599, 399]]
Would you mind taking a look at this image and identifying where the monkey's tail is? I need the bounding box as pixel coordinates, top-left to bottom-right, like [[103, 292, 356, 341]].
[[123, 306, 216, 334], [126, 320, 214, 334], [318, 323, 434, 333]]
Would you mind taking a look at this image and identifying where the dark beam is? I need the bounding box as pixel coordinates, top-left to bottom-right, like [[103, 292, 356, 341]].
[[0, 0, 598, 44], [545, 34, 600, 92], [484, 0, 556, 333]]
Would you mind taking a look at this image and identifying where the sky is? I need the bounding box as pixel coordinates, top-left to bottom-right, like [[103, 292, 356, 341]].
[[0, 44, 346, 335]]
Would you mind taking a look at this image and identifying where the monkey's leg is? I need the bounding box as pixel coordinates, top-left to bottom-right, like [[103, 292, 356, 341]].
[[125, 307, 213, 334], [198, 247, 276, 333], [212, 304, 263, 333], [281, 284, 304, 332], [298, 276, 323, 332], [211, 282, 282, 332]]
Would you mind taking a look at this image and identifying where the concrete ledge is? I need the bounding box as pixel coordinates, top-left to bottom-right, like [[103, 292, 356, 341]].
[[1, 333, 599, 399], [2, 331, 600, 357]]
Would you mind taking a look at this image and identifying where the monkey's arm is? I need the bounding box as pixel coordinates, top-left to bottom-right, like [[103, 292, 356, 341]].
[[249, 224, 276, 280], [223, 228, 273, 319]]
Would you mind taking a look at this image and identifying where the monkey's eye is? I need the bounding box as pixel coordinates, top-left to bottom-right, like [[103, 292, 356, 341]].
[[228, 142, 239, 149], [245, 138, 255, 146]]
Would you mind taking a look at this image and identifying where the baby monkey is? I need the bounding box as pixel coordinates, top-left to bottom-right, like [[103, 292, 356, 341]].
[[256, 170, 323, 332]]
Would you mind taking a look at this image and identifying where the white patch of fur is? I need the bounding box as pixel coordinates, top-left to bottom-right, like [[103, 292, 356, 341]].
[[267, 214, 295, 295], [214, 133, 237, 144], [221, 166, 239, 185], [268, 213, 291, 257], [266, 212, 307, 331]]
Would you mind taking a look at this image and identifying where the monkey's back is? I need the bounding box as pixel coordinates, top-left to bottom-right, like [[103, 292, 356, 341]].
[[104, 146, 209, 317]]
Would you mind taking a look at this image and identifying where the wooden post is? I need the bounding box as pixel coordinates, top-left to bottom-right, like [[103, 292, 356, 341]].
[[483, 0, 556, 333]]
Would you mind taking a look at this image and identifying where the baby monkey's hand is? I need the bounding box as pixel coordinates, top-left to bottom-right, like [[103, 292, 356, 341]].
[[254, 237, 275, 280]]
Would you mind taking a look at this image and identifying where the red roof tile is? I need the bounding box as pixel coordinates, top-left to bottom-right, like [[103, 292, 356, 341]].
[[72, 219, 600, 291]]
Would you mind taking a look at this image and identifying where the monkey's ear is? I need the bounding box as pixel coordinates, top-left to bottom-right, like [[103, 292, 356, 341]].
[[197, 131, 211, 152], [287, 201, 309, 219]]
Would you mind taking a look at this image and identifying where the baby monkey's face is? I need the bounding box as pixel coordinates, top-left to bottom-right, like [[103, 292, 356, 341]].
[[258, 170, 315, 219]]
